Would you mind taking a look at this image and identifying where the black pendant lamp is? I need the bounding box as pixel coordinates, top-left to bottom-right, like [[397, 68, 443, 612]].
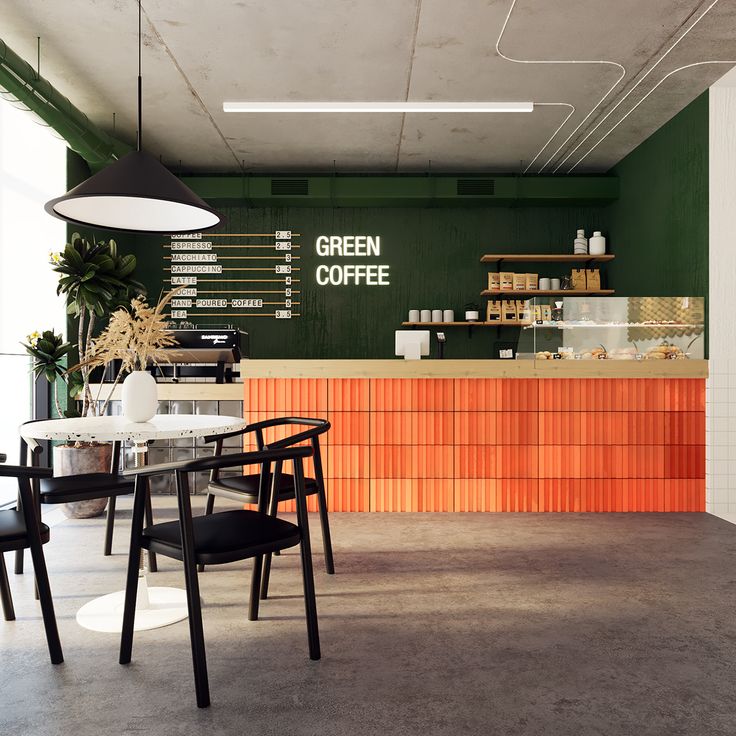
[[45, 1, 222, 234]]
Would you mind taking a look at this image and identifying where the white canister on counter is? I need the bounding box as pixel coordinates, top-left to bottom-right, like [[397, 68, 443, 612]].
[[408, 309, 420, 323], [550, 278, 561, 291], [539, 277, 551, 291], [431, 309, 443, 322], [420, 309, 431, 323], [443, 309, 455, 322], [573, 229, 588, 254], [589, 231, 606, 256]]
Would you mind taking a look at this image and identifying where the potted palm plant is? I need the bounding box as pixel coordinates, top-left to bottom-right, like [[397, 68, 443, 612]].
[[22, 235, 143, 518]]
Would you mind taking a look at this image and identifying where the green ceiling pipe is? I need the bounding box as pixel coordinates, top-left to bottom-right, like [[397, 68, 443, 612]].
[[0, 38, 130, 166]]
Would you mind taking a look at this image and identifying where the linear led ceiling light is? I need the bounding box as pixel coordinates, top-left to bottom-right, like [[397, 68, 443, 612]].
[[46, 1, 223, 234], [223, 101, 534, 113]]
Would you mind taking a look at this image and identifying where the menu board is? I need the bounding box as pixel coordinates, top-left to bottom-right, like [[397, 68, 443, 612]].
[[163, 230, 300, 322]]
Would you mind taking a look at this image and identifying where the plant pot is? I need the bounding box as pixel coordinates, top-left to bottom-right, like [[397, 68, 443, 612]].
[[53, 443, 112, 519], [122, 370, 158, 422]]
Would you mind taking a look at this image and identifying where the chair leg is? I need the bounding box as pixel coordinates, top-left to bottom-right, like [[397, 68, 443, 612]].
[[0, 553, 16, 621], [316, 485, 335, 575], [28, 541, 63, 664], [197, 493, 216, 573], [103, 496, 116, 556], [183, 552, 210, 708], [175, 470, 210, 708], [144, 490, 157, 573], [293, 460, 320, 661], [248, 555, 264, 621], [119, 476, 149, 665], [14, 549, 23, 575], [259, 477, 281, 601]]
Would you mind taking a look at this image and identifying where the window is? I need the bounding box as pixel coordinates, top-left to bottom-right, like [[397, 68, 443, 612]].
[[0, 98, 66, 503]]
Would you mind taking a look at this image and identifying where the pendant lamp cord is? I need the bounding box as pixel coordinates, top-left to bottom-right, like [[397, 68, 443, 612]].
[[137, 0, 142, 151]]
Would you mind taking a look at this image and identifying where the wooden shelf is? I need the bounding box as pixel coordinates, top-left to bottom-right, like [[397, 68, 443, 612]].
[[401, 321, 502, 327], [480, 254, 615, 263], [481, 289, 615, 297]]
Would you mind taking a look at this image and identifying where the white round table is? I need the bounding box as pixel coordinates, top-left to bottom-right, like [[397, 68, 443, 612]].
[[21, 414, 248, 633]]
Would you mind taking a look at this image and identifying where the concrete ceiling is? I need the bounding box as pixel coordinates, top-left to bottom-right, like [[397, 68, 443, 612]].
[[3, 0, 736, 174]]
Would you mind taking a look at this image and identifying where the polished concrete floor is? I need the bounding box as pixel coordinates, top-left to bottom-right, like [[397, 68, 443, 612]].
[[2, 500, 736, 736]]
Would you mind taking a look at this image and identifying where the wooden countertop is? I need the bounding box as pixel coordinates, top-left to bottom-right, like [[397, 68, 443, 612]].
[[91, 360, 707, 402], [239, 359, 708, 379]]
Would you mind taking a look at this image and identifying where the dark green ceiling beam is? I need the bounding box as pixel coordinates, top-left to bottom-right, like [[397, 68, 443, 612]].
[[0, 38, 130, 167], [181, 174, 619, 207]]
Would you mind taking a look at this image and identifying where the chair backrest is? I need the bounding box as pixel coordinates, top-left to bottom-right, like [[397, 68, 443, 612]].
[[0, 463, 53, 527], [205, 417, 330, 482]]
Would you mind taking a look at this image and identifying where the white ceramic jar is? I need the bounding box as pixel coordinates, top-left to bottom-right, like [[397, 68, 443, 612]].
[[589, 231, 606, 255], [122, 371, 158, 422]]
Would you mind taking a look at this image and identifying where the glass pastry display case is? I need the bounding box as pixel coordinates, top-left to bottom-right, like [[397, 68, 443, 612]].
[[515, 296, 705, 361]]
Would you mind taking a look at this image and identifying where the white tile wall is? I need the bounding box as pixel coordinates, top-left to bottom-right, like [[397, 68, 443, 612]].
[[707, 81, 736, 522]]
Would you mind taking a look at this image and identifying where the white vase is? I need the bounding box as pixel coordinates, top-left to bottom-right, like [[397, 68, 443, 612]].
[[589, 231, 606, 255], [122, 371, 158, 422]]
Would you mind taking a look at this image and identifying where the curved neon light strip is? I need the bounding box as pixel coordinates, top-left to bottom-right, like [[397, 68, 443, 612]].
[[495, 0, 625, 173]]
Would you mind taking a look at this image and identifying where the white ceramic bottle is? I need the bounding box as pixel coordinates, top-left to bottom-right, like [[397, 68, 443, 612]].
[[573, 229, 588, 254], [589, 231, 606, 256]]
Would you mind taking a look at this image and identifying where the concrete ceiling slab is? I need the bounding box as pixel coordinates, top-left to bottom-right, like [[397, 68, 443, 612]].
[[2, 0, 735, 173]]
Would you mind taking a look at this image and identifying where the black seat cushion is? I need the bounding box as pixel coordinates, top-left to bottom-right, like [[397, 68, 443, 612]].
[[209, 473, 318, 503], [39, 473, 134, 504], [0, 510, 50, 551], [142, 510, 301, 565]]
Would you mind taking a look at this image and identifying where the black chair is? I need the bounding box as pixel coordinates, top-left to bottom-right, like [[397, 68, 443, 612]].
[[118, 445, 320, 709], [16, 425, 157, 573], [201, 417, 334, 599], [0, 459, 63, 664]]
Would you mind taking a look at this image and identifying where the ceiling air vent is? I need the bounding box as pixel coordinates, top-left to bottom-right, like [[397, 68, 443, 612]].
[[270, 178, 309, 196], [456, 178, 495, 196]]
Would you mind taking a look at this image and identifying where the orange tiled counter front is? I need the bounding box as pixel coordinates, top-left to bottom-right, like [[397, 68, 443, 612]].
[[242, 364, 705, 513]]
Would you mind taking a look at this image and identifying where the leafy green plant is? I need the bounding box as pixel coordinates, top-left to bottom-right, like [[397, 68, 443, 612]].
[[49, 234, 144, 416], [21, 329, 81, 417]]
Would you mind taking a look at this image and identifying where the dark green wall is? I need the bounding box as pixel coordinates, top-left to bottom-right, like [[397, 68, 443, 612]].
[[605, 92, 708, 297], [126, 204, 608, 359]]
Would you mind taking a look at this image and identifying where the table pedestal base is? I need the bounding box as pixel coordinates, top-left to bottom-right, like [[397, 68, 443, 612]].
[[76, 576, 189, 632]]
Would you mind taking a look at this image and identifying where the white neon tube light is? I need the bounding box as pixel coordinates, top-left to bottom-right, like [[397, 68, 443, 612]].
[[223, 101, 534, 113]]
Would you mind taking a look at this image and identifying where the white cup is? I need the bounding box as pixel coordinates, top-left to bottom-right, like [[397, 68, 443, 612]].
[[443, 309, 455, 322], [408, 309, 420, 323], [550, 278, 561, 291], [432, 309, 443, 322], [420, 309, 431, 323], [539, 278, 551, 291]]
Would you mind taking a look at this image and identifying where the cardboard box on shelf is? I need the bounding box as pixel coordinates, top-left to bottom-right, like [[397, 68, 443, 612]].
[[586, 268, 601, 290], [571, 269, 586, 290], [526, 273, 539, 290], [513, 273, 527, 291], [541, 304, 552, 322], [533, 304, 543, 322], [500, 271, 514, 290], [501, 300, 518, 324], [488, 272, 501, 291]]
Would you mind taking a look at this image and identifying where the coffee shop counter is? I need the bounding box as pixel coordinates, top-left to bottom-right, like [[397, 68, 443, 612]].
[[93, 358, 707, 513], [244, 359, 705, 514]]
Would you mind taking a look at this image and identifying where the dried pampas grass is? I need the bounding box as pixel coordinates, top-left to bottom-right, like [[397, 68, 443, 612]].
[[70, 287, 183, 375]]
